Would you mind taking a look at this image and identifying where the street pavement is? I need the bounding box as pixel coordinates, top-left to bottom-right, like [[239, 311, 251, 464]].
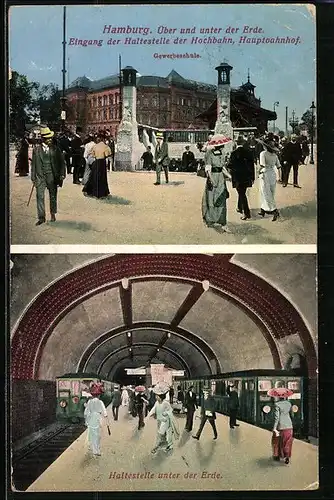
[[10, 156, 316, 245]]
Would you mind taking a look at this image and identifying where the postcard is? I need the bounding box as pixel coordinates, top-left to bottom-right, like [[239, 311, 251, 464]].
[[9, 3, 316, 247]]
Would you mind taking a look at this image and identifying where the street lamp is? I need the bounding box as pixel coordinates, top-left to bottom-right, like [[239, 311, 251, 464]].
[[273, 101, 279, 132], [289, 110, 299, 134], [310, 101, 316, 165]]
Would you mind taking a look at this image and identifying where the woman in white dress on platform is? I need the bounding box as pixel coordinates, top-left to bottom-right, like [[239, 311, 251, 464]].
[[257, 139, 281, 221]]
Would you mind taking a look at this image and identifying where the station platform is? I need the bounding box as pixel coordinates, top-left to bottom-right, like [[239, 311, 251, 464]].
[[27, 405, 318, 492]]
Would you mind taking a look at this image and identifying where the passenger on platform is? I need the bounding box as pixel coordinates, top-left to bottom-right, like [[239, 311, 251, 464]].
[[184, 385, 198, 432], [31, 127, 66, 226], [128, 386, 136, 416], [81, 135, 96, 186], [141, 146, 154, 170], [192, 388, 218, 440], [257, 138, 281, 221], [154, 132, 169, 185], [177, 385, 185, 410], [135, 386, 149, 430], [272, 393, 294, 464], [182, 146, 196, 172], [148, 386, 157, 411], [147, 382, 180, 453], [84, 383, 110, 457], [70, 127, 84, 185], [169, 386, 174, 404], [110, 385, 122, 421], [57, 130, 72, 175], [202, 134, 232, 232], [228, 135, 255, 221], [300, 136, 310, 165], [121, 386, 129, 406], [82, 133, 111, 199], [281, 134, 303, 188], [226, 383, 240, 429], [14, 132, 30, 176]]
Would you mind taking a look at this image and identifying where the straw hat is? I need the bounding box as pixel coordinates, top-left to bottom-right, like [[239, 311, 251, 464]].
[[153, 381, 170, 395], [156, 132, 164, 139], [40, 127, 54, 139]]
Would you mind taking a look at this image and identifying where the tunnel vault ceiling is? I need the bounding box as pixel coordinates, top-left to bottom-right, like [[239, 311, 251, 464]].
[[11, 254, 317, 381]]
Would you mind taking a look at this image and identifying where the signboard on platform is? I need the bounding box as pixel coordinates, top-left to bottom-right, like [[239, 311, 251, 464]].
[[125, 367, 146, 375]]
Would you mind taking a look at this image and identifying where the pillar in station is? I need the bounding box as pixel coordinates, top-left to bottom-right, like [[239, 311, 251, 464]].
[[214, 61, 234, 156], [114, 66, 145, 171]]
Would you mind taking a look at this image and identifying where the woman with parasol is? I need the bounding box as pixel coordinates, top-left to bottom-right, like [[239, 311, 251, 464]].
[[84, 383, 110, 457], [201, 134, 233, 232], [146, 381, 180, 454], [268, 386, 295, 464]]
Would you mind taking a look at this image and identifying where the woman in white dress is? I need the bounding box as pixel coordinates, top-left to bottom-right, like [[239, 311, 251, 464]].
[[121, 386, 129, 406], [146, 382, 179, 454], [84, 384, 109, 456], [258, 139, 281, 221]]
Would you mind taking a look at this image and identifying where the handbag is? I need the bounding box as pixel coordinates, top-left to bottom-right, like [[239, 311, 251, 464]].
[[197, 165, 207, 178]]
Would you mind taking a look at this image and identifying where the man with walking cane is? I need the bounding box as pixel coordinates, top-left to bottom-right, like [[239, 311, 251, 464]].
[[30, 127, 66, 226]]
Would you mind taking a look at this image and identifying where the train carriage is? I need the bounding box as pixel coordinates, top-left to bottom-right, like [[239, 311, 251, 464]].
[[175, 370, 306, 439], [56, 372, 114, 423]]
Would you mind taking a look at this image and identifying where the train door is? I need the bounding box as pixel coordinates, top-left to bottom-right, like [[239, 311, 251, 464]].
[[286, 378, 304, 438], [240, 378, 256, 423], [257, 378, 274, 429]]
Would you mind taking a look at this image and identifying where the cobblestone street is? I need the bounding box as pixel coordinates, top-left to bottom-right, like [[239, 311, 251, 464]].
[[10, 156, 316, 246]]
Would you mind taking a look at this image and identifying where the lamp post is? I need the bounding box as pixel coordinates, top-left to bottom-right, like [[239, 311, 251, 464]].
[[289, 110, 299, 134], [310, 101, 316, 164], [60, 6, 67, 132], [273, 101, 279, 132]]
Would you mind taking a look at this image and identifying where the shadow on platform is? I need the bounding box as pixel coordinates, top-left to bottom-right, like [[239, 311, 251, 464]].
[[165, 181, 185, 187], [280, 200, 316, 221], [100, 195, 132, 205], [213, 221, 283, 245], [46, 220, 93, 232]]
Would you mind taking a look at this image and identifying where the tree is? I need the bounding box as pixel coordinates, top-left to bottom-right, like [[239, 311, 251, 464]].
[[32, 83, 62, 131], [9, 71, 39, 142], [300, 109, 316, 136]]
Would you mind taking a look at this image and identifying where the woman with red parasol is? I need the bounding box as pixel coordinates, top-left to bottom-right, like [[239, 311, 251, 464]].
[[84, 383, 110, 457], [268, 387, 295, 464]]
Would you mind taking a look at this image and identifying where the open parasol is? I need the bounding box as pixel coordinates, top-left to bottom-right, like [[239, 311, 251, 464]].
[[267, 387, 294, 398]]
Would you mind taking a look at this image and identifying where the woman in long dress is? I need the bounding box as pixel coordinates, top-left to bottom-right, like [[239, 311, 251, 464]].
[[258, 139, 281, 221], [84, 384, 109, 456], [82, 133, 111, 198], [14, 134, 30, 176], [81, 135, 96, 186], [202, 134, 232, 232], [146, 382, 179, 453], [272, 395, 294, 464]]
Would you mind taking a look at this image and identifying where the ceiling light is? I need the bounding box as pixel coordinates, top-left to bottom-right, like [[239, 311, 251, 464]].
[[121, 278, 129, 289]]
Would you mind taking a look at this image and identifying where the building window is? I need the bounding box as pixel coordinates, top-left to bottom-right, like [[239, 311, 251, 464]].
[[196, 99, 200, 107], [143, 98, 149, 107], [98, 96, 102, 107], [187, 99, 191, 106], [152, 97, 158, 107], [103, 95, 108, 106], [103, 109, 107, 121]]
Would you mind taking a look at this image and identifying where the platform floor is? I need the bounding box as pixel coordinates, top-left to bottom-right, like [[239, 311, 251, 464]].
[[26, 405, 318, 492]]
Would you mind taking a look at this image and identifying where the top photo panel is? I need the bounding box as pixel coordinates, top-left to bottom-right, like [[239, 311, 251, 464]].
[[9, 4, 316, 246]]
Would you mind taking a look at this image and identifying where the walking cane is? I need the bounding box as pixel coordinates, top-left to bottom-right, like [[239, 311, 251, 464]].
[[27, 184, 35, 207], [107, 425, 111, 436]]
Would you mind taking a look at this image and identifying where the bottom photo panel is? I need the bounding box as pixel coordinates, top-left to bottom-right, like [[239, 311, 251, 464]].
[[10, 253, 318, 492]]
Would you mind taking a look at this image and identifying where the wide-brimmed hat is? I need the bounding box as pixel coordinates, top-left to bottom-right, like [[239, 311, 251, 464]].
[[40, 127, 54, 139], [153, 381, 170, 395], [267, 387, 294, 398], [208, 134, 232, 147], [135, 385, 146, 392], [258, 138, 279, 154], [90, 383, 104, 397]]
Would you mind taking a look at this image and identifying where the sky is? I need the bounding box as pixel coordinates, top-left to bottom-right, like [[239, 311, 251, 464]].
[[9, 4, 316, 130]]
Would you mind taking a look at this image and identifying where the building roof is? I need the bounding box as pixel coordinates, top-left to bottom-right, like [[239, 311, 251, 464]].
[[67, 70, 216, 93]]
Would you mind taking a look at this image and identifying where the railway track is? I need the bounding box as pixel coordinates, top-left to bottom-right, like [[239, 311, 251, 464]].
[[12, 423, 86, 491]]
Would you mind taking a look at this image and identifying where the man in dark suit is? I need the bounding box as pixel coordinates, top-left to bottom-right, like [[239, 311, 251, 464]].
[[181, 146, 196, 171], [31, 127, 66, 226], [192, 388, 217, 440], [70, 127, 84, 184], [227, 383, 240, 429], [228, 135, 255, 220], [184, 385, 197, 432], [111, 386, 122, 421], [281, 134, 303, 188], [154, 132, 169, 185]]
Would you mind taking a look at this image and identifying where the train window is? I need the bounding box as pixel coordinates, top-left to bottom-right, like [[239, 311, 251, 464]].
[[72, 381, 80, 395], [288, 381, 300, 391], [259, 395, 271, 401], [249, 381, 255, 391], [258, 380, 272, 391], [288, 392, 301, 400], [274, 380, 285, 388], [58, 380, 71, 389], [211, 381, 216, 395], [59, 391, 69, 398]]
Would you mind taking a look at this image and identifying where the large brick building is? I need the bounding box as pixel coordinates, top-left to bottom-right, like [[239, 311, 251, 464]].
[[65, 69, 275, 136]]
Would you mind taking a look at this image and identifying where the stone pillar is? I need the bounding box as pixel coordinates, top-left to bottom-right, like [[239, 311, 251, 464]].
[[214, 62, 234, 157], [115, 66, 145, 171]]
